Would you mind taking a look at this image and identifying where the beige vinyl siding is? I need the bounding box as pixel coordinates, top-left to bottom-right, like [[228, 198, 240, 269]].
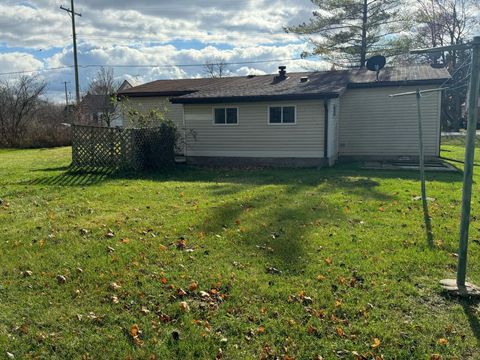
[[121, 97, 184, 129], [339, 86, 441, 157], [184, 100, 325, 158]]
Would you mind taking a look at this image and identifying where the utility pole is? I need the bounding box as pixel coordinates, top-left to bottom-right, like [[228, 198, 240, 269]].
[[60, 1, 81, 105], [63, 81, 70, 107], [412, 36, 480, 296]]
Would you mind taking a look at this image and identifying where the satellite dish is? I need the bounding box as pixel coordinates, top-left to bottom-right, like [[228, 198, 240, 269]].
[[366, 55, 386, 81], [366, 55, 386, 72]]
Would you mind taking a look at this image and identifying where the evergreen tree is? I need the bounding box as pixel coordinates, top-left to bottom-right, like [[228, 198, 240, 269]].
[[285, 0, 405, 68]]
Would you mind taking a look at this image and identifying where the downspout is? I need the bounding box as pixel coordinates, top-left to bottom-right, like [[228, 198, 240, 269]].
[[183, 105, 187, 159], [324, 100, 329, 165]]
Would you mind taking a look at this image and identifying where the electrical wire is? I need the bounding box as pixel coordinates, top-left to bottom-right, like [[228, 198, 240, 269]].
[[0, 57, 306, 77]]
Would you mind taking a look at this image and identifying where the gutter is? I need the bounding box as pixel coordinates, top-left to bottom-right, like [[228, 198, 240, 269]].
[[347, 78, 449, 89], [118, 90, 196, 98], [170, 93, 340, 104]]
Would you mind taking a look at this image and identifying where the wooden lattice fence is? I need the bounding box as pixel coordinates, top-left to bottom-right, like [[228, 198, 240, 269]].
[[72, 124, 176, 170]]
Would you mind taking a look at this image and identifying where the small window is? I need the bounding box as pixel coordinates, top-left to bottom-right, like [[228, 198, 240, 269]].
[[269, 106, 296, 124], [214, 107, 238, 125]]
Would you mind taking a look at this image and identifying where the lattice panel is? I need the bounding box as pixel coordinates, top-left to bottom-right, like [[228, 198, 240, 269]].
[[71, 124, 176, 170]]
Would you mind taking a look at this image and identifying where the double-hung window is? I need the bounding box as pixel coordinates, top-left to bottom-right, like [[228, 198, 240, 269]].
[[268, 106, 296, 124], [214, 107, 238, 125]]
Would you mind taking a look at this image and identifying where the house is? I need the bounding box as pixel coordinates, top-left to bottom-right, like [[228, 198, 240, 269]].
[[79, 80, 134, 126], [118, 65, 449, 167]]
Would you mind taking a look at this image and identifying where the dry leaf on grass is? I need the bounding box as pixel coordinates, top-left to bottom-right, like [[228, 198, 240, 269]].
[[335, 327, 346, 337], [179, 301, 190, 312], [371, 338, 381, 349], [257, 325, 266, 334], [188, 282, 198, 291], [438, 338, 448, 345]]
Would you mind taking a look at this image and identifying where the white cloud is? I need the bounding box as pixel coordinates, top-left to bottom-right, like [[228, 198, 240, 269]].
[[0, 0, 326, 101], [0, 52, 44, 74]]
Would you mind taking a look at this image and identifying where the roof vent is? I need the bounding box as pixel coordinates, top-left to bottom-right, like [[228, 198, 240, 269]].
[[278, 66, 287, 80], [300, 76, 309, 83]]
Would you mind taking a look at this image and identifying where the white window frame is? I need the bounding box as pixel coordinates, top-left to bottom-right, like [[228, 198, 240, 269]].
[[212, 107, 239, 126], [267, 105, 297, 125]]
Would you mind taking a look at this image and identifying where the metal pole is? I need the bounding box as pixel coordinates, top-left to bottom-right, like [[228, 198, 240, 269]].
[[64, 81, 69, 107], [416, 89, 433, 244], [70, 0, 80, 105], [457, 36, 480, 288]]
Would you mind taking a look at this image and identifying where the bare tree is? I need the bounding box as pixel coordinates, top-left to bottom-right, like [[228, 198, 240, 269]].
[[0, 76, 46, 147], [84, 67, 121, 126], [203, 58, 228, 78], [413, 0, 479, 130]]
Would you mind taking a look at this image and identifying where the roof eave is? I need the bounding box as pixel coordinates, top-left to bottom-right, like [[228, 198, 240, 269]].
[[170, 93, 340, 104], [118, 90, 196, 98], [347, 78, 449, 89]]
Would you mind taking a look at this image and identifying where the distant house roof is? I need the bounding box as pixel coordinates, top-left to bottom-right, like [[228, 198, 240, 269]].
[[118, 80, 134, 92], [118, 65, 450, 104], [79, 93, 113, 113]]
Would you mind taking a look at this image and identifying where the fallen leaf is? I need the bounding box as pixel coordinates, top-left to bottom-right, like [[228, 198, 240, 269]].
[[160, 277, 168, 284], [317, 275, 326, 281], [371, 337, 381, 349], [22, 270, 33, 277], [324, 258, 333, 265], [438, 338, 448, 346], [140, 306, 150, 314], [176, 288, 187, 297], [130, 324, 143, 346], [335, 327, 345, 337], [176, 239, 187, 249], [179, 301, 190, 312], [199, 291, 210, 298], [130, 324, 140, 337], [159, 245, 167, 251], [257, 325, 266, 334], [56, 275, 67, 284], [188, 282, 198, 291], [109, 282, 121, 290]]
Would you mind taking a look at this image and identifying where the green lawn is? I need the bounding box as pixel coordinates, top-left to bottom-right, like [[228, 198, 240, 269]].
[[1, 140, 480, 359]]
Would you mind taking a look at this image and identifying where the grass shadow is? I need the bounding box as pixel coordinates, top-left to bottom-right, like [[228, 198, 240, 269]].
[[26, 166, 126, 187], [441, 292, 480, 345]]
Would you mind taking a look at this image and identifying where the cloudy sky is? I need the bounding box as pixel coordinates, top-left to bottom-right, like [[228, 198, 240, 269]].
[[0, 0, 327, 102]]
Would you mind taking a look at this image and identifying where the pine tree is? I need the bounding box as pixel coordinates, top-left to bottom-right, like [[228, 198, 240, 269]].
[[285, 0, 405, 68]]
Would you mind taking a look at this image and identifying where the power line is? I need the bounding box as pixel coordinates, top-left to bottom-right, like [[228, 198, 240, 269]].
[[0, 57, 306, 76], [79, 57, 304, 69], [0, 66, 74, 76]]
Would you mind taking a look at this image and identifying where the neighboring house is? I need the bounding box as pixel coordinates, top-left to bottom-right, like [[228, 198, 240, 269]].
[[78, 80, 134, 126], [118, 65, 449, 167]]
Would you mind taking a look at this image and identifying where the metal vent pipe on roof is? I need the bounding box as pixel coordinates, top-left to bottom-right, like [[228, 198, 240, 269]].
[[278, 66, 287, 79]]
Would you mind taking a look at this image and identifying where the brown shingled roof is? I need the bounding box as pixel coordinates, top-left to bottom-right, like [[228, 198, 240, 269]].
[[118, 65, 450, 104]]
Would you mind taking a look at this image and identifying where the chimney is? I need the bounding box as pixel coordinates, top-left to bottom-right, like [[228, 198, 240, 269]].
[[277, 65, 287, 80]]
